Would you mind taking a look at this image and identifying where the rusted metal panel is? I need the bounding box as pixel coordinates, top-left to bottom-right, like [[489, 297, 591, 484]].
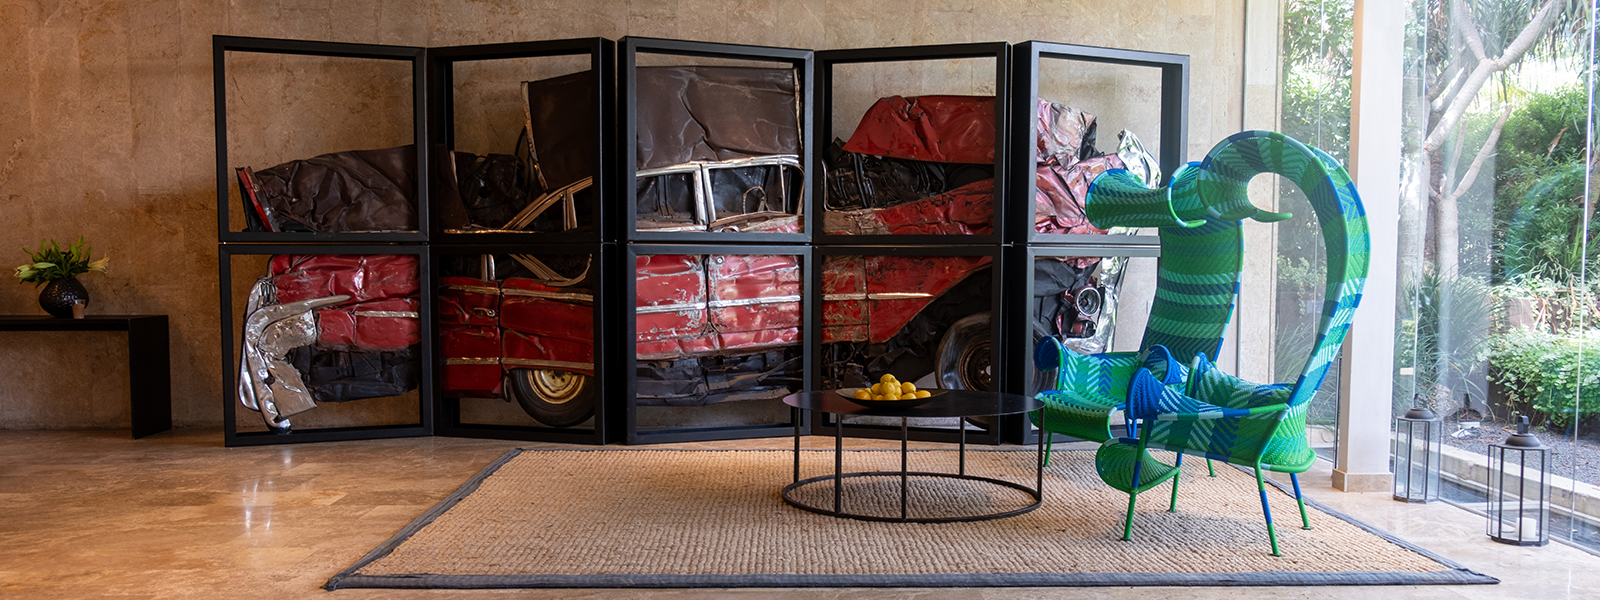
[[270, 255, 420, 351], [635, 254, 710, 360], [270, 254, 419, 304], [501, 279, 595, 344], [502, 330, 595, 376], [867, 179, 994, 235], [314, 298, 420, 351], [841, 95, 995, 165], [708, 255, 800, 300], [708, 254, 801, 351], [1034, 155, 1122, 236], [864, 254, 991, 344], [820, 255, 867, 343], [635, 254, 705, 307], [239, 146, 417, 233], [635, 67, 800, 169]]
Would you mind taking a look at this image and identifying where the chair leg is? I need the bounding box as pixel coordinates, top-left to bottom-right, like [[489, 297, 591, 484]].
[[1168, 452, 1183, 512], [1122, 457, 1143, 541], [1255, 467, 1282, 557], [1206, 458, 1216, 477], [1291, 472, 1311, 530]]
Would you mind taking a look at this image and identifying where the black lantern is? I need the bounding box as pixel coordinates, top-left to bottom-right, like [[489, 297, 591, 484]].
[[1393, 396, 1441, 503], [1486, 416, 1550, 546]]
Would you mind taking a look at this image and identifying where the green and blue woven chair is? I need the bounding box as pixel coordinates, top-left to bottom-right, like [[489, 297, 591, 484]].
[[1031, 163, 1248, 473], [1087, 131, 1369, 556]]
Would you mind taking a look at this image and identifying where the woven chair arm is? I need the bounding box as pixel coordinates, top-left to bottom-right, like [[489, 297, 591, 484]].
[[1154, 402, 1288, 422], [1127, 368, 1288, 422]]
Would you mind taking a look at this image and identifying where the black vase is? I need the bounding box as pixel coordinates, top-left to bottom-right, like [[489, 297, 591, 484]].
[[39, 277, 88, 318]]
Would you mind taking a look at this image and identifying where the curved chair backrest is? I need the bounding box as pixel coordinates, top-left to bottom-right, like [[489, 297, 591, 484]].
[[1139, 216, 1243, 365], [1197, 132, 1368, 407], [1086, 159, 1244, 367], [1086, 131, 1369, 406]]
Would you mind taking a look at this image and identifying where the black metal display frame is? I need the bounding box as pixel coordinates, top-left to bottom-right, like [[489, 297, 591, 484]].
[[213, 36, 430, 244], [1006, 41, 1189, 246], [208, 34, 1194, 448], [997, 242, 1161, 444], [623, 243, 815, 444], [219, 243, 434, 447], [427, 38, 617, 245], [428, 243, 615, 444], [808, 244, 1005, 444], [619, 37, 816, 245], [814, 42, 1011, 246]]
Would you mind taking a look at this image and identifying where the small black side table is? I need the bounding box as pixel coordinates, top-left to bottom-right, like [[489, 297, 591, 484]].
[[0, 315, 171, 438], [782, 389, 1046, 523]]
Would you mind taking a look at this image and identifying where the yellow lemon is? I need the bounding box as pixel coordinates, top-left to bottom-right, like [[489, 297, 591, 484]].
[[900, 382, 917, 394], [854, 389, 871, 400], [870, 383, 884, 394], [872, 394, 886, 401], [915, 390, 931, 399], [883, 392, 901, 401], [879, 373, 898, 384]]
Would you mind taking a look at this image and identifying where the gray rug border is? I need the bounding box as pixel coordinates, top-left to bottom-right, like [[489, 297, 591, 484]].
[[326, 448, 1499, 590]]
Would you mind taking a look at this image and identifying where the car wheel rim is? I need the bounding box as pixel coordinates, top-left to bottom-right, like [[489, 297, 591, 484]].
[[529, 369, 583, 405], [958, 340, 992, 391]]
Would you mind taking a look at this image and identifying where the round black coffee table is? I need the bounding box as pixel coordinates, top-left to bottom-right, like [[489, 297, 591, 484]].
[[781, 389, 1046, 523]]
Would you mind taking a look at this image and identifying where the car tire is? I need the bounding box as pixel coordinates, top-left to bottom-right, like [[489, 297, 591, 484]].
[[507, 368, 595, 428], [936, 312, 992, 392]]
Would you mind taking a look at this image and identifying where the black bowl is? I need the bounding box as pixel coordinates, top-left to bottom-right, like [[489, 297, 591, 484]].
[[835, 388, 945, 409]]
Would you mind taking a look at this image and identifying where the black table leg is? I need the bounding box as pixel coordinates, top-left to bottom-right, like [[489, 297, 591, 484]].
[[901, 416, 909, 520], [834, 413, 843, 514], [959, 417, 967, 476], [793, 406, 801, 483], [1036, 408, 1045, 497], [127, 316, 170, 439]]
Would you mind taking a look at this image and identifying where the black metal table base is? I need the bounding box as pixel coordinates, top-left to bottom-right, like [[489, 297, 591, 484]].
[[785, 408, 1046, 523], [781, 470, 1042, 523]]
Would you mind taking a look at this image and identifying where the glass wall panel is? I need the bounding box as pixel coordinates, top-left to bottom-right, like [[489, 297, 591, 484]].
[[1279, 0, 1355, 463], [1396, 0, 1598, 550]]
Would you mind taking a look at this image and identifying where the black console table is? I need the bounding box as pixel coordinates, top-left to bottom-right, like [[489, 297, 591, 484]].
[[0, 315, 171, 438]]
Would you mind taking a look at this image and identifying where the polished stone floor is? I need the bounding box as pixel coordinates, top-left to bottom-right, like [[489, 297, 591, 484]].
[[1, 429, 1597, 599]]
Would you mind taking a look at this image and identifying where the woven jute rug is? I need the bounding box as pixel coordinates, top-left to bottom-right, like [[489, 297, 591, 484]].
[[327, 449, 1495, 589]]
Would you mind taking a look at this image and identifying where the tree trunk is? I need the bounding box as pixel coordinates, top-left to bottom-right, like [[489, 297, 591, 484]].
[[1404, 0, 1563, 411]]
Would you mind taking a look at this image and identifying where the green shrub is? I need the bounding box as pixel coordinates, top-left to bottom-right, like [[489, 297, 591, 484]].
[[1489, 328, 1600, 428]]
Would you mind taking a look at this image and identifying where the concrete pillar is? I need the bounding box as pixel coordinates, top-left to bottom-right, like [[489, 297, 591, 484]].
[[1231, 0, 1284, 383], [1335, 0, 1403, 492]]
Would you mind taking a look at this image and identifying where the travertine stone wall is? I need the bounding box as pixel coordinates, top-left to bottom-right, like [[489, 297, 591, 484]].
[[0, 0, 1245, 429]]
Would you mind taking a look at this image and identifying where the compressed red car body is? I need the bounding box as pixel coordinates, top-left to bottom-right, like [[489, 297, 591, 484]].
[[635, 254, 802, 360], [842, 95, 996, 165], [437, 93, 1114, 404], [269, 254, 420, 351], [438, 277, 595, 398]]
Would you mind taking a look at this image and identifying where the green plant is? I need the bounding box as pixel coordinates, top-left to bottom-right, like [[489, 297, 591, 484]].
[[1399, 271, 1495, 415], [1489, 327, 1600, 428], [13, 238, 109, 287]]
